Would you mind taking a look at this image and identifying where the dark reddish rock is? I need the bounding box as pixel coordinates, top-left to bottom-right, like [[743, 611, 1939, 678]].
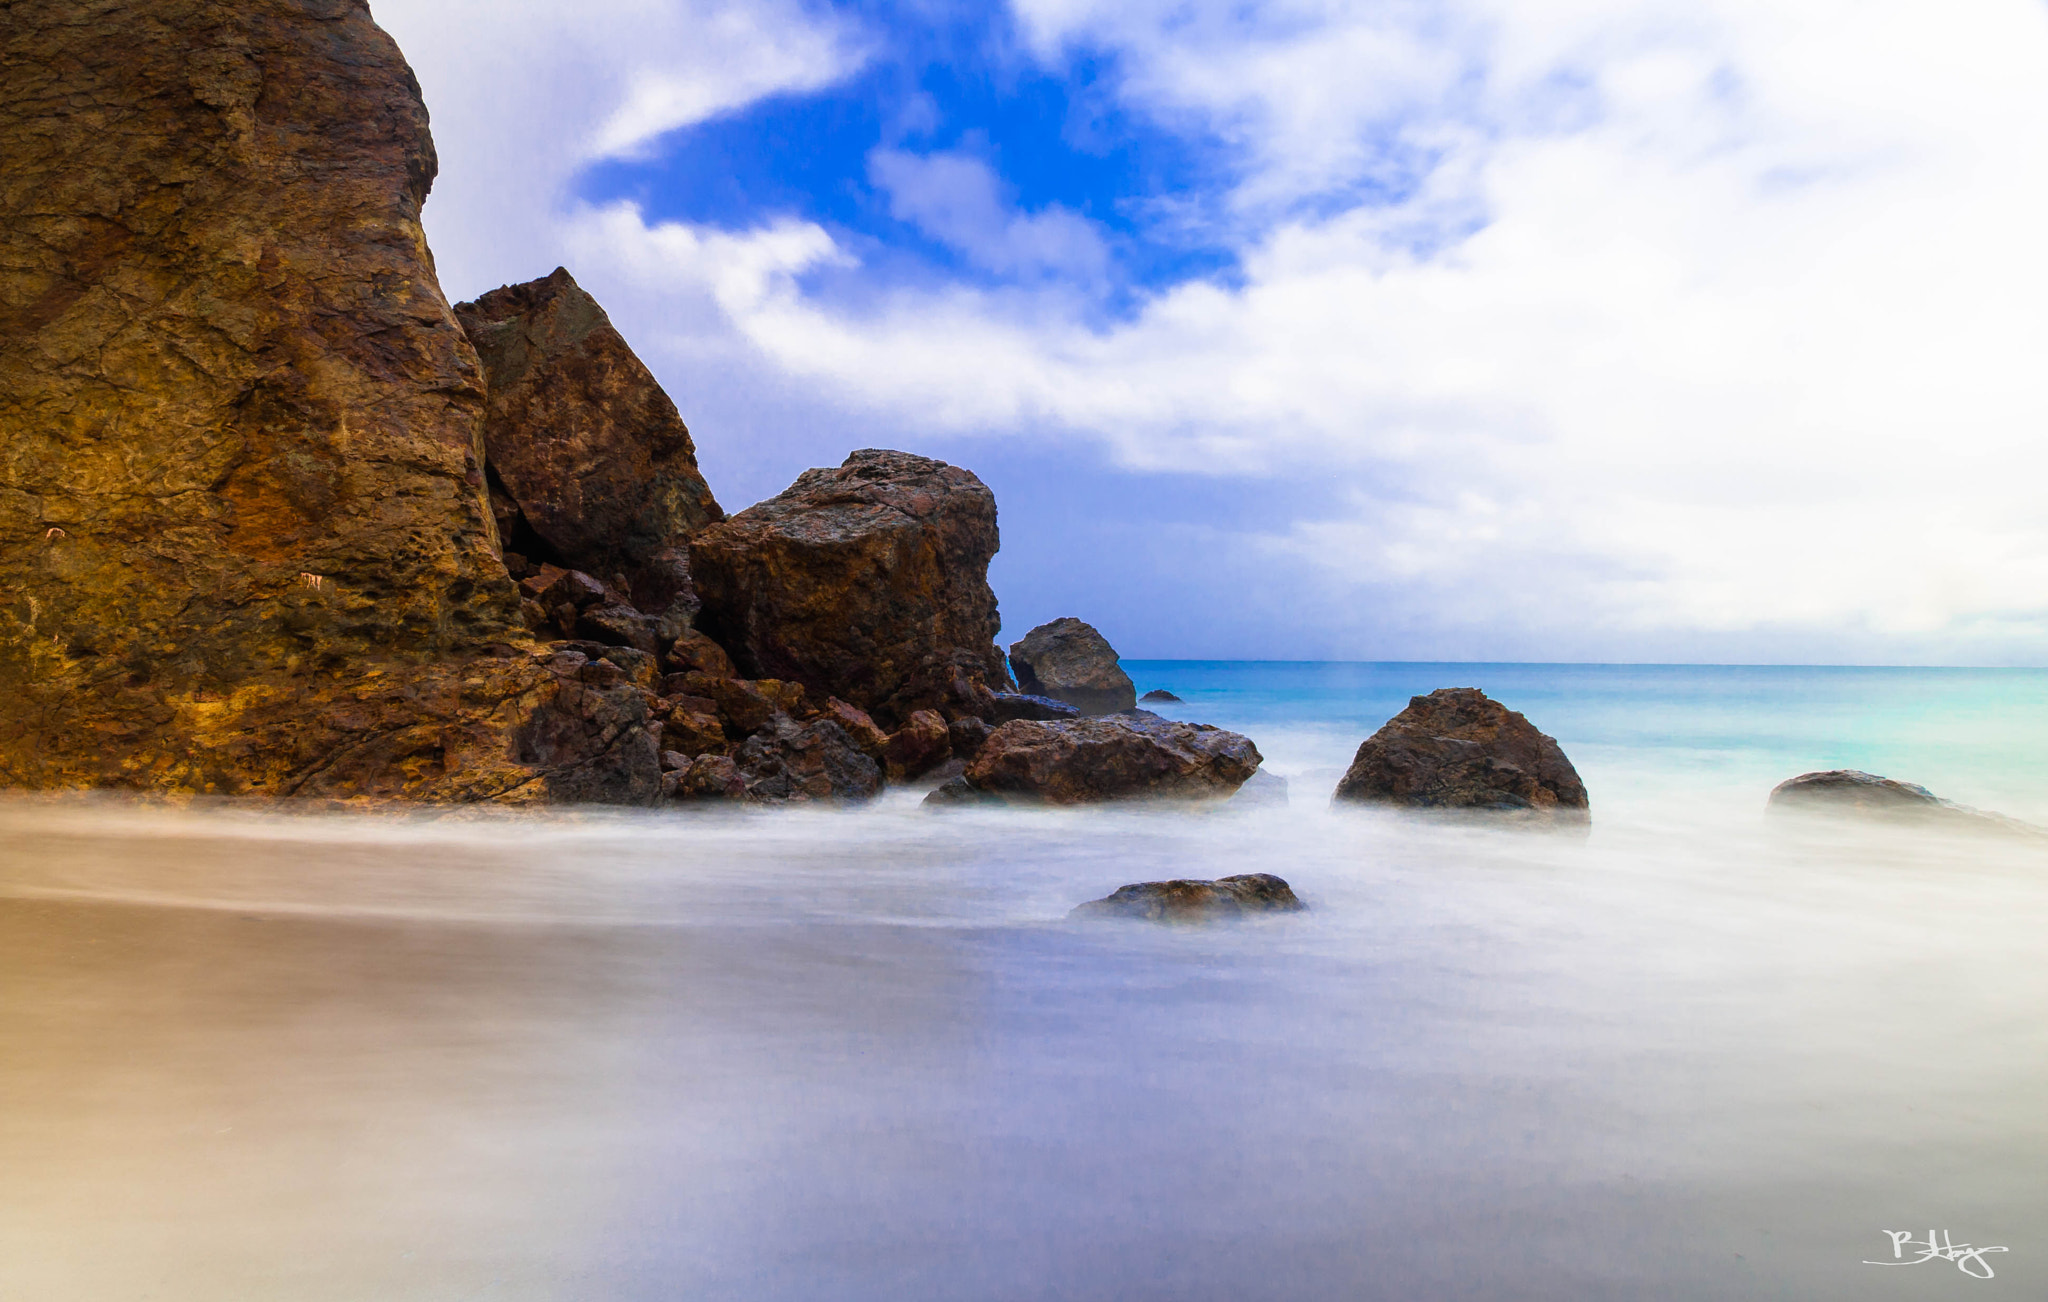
[[690, 450, 1010, 729], [948, 715, 992, 761], [573, 601, 661, 655], [1141, 689, 1183, 703], [819, 698, 888, 760], [667, 754, 745, 802], [1071, 874, 1307, 923], [956, 710, 1262, 805], [924, 774, 1002, 807], [454, 266, 722, 630], [659, 750, 690, 772], [0, 0, 669, 803], [661, 708, 727, 759], [989, 692, 1082, 723], [664, 628, 737, 678], [1008, 618, 1136, 716], [1767, 770, 2044, 835], [673, 673, 806, 738], [733, 717, 882, 803], [1333, 688, 1589, 826], [883, 709, 952, 781]]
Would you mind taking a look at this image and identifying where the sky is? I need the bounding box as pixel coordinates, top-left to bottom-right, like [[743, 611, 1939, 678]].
[[372, 0, 2048, 664]]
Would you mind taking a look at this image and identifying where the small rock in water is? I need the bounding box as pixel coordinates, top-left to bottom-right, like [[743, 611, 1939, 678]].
[[1008, 618, 1137, 715], [1072, 874, 1307, 923], [1768, 770, 2044, 836], [1334, 687, 1588, 827], [1140, 689, 1182, 703], [961, 710, 1262, 805]]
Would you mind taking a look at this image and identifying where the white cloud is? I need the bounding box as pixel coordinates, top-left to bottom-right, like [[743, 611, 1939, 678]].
[[368, 0, 864, 295], [869, 148, 1110, 279], [566, 0, 2048, 656]]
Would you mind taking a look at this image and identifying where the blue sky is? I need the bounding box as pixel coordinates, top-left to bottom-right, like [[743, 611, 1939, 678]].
[[378, 0, 2048, 664]]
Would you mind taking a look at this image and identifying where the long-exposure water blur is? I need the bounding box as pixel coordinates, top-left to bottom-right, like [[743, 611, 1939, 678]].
[[4, 664, 2044, 1300]]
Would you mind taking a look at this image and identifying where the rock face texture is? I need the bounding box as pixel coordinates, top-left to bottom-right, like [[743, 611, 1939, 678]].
[[691, 450, 1010, 729], [1768, 770, 2043, 836], [454, 267, 722, 627], [1008, 618, 1136, 716], [952, 710, 1262, 805], [1333, 688, 1588, 825], [0, 0, 659, 801], [1072, 874, 1306, 923]]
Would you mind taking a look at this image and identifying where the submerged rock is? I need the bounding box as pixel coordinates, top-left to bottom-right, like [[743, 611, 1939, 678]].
[[1008, 618, 1137, 716], [1768, 770, 2044, 836], [1141, 689, 1183, 703], [0, 0, 664, 802], [691, 450, 1010, 728], [1072, 874, 1307, 923], [455, 266, 723, 628], [959, 710, 1262, 805], [1333, 688, 1589, 826]]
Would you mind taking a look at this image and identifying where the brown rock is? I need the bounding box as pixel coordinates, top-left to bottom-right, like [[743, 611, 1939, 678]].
[[691, 450, 1010, 728], [1333, 688, 1589, 825], [453, 266, 722, 629], [882, 708, 952, 781], [957, 710, 1262, 805], [948, 715, 992, 761], [662, 709, 727, 759], [733, 717, 882, 804], [1767, 770, 2046, 836], [665, 628, 737, 678], [1008, 618, 1136, 715], [1072, 874, 1307, 923], [0, 0, 667, 802], [672, 673, 807, 739], [819, 698, 889, 760], [668, 753, 746, 802]]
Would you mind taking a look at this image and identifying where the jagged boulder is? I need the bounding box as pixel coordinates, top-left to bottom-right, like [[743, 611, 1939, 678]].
[[731, 716, 882, 804], [1333, 688, 1589, 825], [946, 710, 1262, 805], [1071, 874, 1307, 923], [989, 691, 1082, 723], [1768, 770, 2044, 836], [690, 450, 1010, 729], [1008, 618, 1136, 715], [454, 267, 722, 633], [0, 0, 664, 802]]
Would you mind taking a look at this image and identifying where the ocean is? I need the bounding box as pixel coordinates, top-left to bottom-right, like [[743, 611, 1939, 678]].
[[3, 663, 2044, 1300]]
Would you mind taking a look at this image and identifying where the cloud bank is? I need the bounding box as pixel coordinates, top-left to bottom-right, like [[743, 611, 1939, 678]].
[[373, 0, 2048, 662]]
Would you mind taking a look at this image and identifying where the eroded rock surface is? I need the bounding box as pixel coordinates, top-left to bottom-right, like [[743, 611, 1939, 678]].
[[1072, 874, 1306, 923], [691, 450, 1010, 728], [731, 716, 881, 804], [0, 0, 671, 799], [454, 267, 721, 628], [1008, 618, 1136, 716], [952, 710, 1262, 805], [1333, 688, 1588, 825]]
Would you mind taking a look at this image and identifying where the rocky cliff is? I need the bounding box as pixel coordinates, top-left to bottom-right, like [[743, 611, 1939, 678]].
[[0, 0, 656, 800], [455, 267, 722, 625]]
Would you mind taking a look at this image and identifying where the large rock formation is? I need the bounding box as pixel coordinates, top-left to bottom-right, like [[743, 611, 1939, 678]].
[[454, 267, 722, 628], [0, 0, 656, 801], [1768, 770, 2044, 836], [1333, 688, 1588, 825], [942, 710, 1262, 805], [1072, 873, 1306, 923], [1008, 618, 1136, 715], [691, 450, 1010, 729]]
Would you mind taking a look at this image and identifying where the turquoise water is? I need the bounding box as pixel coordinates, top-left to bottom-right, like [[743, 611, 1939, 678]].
[[1128, 661, 2048, 819]]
